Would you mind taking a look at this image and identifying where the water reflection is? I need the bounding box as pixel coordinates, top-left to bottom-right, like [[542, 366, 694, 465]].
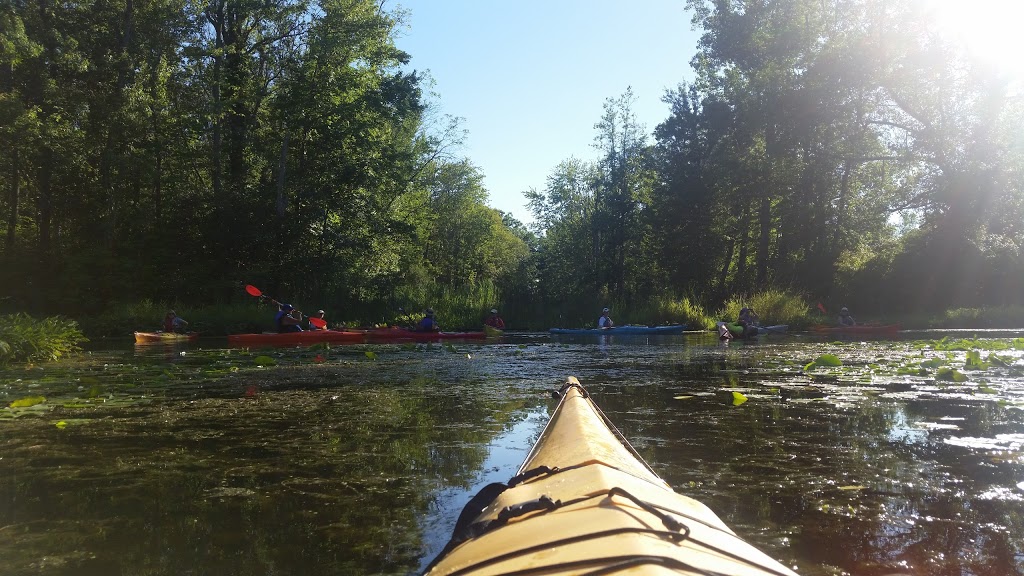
[[0, 333, 1022, 575]]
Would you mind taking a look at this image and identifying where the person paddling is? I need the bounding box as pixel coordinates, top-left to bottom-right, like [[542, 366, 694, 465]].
[[485, 308, 505, 330], [163, 310, 189, 333], [839, 307, 856, 326], [417, 308, 440, 332], [738, 307, 759, 338], [598, 307, 614, 329], [275, 304, 304, 333], [309, 310, 327, 331]]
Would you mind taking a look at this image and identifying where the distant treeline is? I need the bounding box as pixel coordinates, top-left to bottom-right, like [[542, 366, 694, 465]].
[[2, 0, 1021, 327]]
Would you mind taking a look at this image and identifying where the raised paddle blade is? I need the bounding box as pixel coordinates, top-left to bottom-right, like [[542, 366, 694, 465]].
[[309, 317, 327, 328], [245, 285, 262, 297]]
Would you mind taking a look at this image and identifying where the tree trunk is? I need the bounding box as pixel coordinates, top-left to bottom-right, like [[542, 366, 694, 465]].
[[276, 127, 289, 218], [6, 147, 17, 252], [3, 60, 16, 252], [756, 194, 771, 285]]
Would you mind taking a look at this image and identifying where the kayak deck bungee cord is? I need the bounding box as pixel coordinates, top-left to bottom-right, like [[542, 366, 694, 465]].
[[422, 376, 799, 576]]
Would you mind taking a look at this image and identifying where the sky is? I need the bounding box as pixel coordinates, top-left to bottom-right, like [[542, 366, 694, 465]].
[[394, 1, 702, 225], [393, 1, 1024, 226]]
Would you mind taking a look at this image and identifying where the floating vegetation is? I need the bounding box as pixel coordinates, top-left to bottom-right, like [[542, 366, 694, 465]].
[[804, 353, 842, 371]]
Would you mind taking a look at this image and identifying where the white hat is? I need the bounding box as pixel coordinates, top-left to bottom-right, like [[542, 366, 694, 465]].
[[317, 310, 325, 315], [602, 307, 609, 312], [490, 308, 498, 314]]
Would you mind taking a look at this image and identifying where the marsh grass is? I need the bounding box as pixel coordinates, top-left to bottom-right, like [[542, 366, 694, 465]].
[[630, 296, 714, 330], [0, 313, 87, 365], [717, 290, 814, 328]]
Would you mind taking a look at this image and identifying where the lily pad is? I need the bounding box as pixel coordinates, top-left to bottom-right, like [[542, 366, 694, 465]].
[[805, 354, 842, 371], [9, 395, 46, 408]]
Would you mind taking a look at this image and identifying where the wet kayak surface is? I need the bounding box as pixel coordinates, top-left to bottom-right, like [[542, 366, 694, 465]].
[[1, 331, 1023, 575]]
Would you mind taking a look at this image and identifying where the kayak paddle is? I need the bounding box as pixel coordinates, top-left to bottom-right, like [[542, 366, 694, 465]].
[[244, 285, 327, 328]]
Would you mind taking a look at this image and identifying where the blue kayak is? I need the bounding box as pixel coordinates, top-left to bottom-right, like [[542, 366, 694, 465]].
[[549, 324, 687, 335]]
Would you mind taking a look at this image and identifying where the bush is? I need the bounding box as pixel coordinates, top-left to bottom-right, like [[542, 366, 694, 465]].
[[635, 296, 714, 330], [716, 290, 813, 328], [0, 313, 88, 365], [931, 306, 1024, 329]]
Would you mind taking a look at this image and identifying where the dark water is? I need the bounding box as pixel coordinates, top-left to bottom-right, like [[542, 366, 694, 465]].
[[1, 332, 1023, 575]]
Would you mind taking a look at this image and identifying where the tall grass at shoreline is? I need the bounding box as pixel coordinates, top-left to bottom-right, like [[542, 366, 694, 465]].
[[0, 313, 87, 365]]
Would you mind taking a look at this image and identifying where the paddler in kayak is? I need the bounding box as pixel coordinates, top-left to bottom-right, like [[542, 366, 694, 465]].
[[484, 308, 505, 330], [275, 304, 304, 333], [308, 310, 327, 330], [738, 306, 759, 338], [416, 308, 440, 332], [163, 310, 189, 333], [839, 306, 856, 326], [598, 307, 614, 329]]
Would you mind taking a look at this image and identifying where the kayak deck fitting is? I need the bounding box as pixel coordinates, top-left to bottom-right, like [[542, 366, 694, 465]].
[[423, 376, 798, 575]]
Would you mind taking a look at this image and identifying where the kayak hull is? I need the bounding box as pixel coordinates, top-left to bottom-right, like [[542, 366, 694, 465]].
[[549, 324, 687, 335], [424, 377, 798, 576], [226, 330, 365, 346], [364, 327, 486, 342], [134, 331, 199, 343], [719, 322, 789, 338]]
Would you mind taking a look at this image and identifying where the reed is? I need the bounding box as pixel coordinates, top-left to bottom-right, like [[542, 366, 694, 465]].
[[0, 313, 87, 365]]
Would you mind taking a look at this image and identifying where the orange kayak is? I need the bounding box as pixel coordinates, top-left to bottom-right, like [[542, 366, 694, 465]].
[[423, 376, 799, 575], [134, 331, 199, 343]]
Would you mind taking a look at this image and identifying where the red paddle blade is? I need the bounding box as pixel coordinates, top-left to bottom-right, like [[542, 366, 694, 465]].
[[245, 285, 262, 297], [309, 317, 327, 328]]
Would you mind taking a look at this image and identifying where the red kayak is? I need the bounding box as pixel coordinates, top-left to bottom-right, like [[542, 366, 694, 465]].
[[226, 330, 366, 346], [810, 323, 901, 334], [134, 331, 199, 343], [364, 327, 486, 342]]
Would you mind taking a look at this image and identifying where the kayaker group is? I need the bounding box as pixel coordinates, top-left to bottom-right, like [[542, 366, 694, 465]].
[[271, 301, 506, 334]]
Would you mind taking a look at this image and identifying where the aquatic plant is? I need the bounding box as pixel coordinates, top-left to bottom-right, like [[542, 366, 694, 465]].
[[0, 313, 87, 365], [718, 290, 812, 327]]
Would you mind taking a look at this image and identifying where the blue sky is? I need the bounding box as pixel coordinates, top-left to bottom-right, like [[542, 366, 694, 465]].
[[395, 1, 701, 224]]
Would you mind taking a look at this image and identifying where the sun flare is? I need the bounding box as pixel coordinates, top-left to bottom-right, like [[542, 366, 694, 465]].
[[929, 0, 1024, 79]]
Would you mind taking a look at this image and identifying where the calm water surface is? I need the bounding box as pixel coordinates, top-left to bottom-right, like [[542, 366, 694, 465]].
[[1, 331, 1023, 575]]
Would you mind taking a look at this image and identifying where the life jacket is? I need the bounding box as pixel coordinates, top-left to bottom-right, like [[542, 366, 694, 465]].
[[418, 317, 439, 332], [276, 310, 303, 333]]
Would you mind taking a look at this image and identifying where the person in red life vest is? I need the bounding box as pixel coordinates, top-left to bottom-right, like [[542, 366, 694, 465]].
[[163, 310, 189, 333], [485, 308, 505, 330], [309, 310, 327, 330]]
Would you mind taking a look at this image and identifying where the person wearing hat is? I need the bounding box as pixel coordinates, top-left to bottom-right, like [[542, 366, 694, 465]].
[[309, 310, 327, 331], [484, 308, 505, 330], [275, 303, 304, 333], [417, 308, 440, 332], [838, 307, 856, 326], [598, 307, 614, 329], [163, 310, 189, 333]]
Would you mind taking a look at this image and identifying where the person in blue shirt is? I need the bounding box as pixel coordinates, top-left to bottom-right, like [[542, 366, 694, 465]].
[[598, 308, 614, 329], [275, 304, 303, 333], [417, 308, 440, 332]]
